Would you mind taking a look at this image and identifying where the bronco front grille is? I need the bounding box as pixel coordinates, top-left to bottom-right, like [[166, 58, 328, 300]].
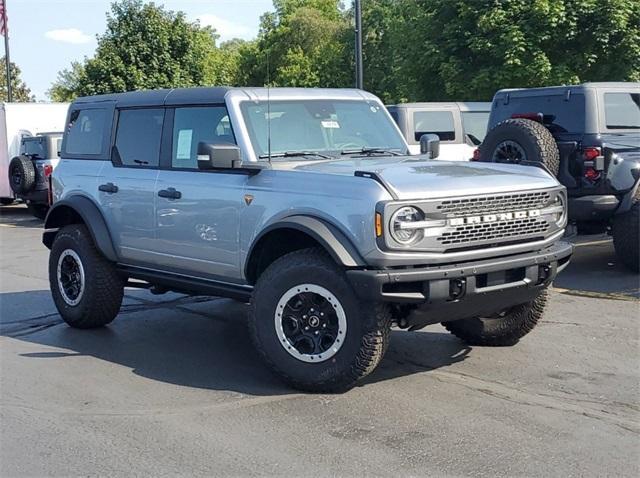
[[436, 191, 551, 217], [438, 217, 549, 246]]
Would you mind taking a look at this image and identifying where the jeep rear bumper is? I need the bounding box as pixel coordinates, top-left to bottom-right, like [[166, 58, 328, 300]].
[[568, 195, 619, 222], [347, 241, 572, 327]]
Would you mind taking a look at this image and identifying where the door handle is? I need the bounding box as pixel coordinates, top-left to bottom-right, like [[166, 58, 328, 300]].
[[158, 187, 182, 200], [99, 182, 118, 194]]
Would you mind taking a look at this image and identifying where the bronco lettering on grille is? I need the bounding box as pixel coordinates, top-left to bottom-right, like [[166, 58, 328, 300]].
[[448, 209, 541, 226]]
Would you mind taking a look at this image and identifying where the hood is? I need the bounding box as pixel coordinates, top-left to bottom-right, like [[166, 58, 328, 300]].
[[275, 156, 560, 200]]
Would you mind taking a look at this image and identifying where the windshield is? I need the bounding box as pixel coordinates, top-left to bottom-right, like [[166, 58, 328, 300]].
[[604, 92, 640, 130], [240, 99, 407, 159], [461, 111, 490, 142]]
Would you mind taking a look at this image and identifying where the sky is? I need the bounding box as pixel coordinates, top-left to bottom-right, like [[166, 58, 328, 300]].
[[6, 0, 274, 100]]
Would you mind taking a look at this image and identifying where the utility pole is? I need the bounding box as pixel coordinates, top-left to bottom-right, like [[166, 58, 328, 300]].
[[1, 0, 11, 102], [354, 0, 363, 89]]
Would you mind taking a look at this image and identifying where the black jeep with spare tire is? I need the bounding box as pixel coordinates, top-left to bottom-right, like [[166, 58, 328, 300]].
[[479, 82, 640, 272]]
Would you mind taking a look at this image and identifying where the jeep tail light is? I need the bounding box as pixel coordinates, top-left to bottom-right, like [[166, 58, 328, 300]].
[[582, 147, 601, 161], [43, 164, 53, 177], [584, 167, 601, 182], [511, 112, 543, 122], [472, 148, 481, 161]]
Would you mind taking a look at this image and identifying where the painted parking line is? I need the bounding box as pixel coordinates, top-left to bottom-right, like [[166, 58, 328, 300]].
[[573, 239, 612, 247]]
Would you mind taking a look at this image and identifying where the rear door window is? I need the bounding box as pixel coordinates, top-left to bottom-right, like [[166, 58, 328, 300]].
[[604, 92, 640, 130], [413, 111, 455, 142], [114, 108, 164, 167], [505, 94, 585, 133], [65, 108, 108, 155]]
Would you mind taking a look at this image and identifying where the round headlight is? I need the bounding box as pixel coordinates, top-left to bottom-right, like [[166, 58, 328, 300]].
[[390, 206, 425, 244], [553, 195, 566, 226]]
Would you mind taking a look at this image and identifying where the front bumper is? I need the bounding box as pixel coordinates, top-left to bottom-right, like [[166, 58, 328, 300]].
[[347, 241, 573, 327]]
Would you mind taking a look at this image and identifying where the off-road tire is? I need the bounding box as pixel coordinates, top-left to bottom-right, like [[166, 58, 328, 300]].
[[8, 155, 36, 194], [612, 189, 639, 273], [249, 248, 391, 392], [480, 119, 560, 176], [443, 290, 548, 346], [49, 224, 124, 328], [27, 204, 48, 220]]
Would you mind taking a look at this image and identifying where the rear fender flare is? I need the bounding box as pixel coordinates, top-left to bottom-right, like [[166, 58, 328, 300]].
[[43, 196, 117, 262]]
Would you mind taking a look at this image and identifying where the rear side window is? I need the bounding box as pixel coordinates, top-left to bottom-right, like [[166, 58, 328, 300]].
[[461, 111, 490, 142], [171, 106, 235, 169], [604, 92, 640, 129], [114, 109, 163, 167], [413, 111, 455, 141], [65, 108, 108, 155]]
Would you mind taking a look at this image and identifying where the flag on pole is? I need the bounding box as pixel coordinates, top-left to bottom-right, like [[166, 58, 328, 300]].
[[0, 0, 7, 37]]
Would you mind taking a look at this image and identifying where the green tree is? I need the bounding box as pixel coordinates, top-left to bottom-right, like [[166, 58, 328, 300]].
[[240, 0, 352, 88], [0, 58, 34, 102], [47, 61, 84, 102], [398, 0, 640, 101]]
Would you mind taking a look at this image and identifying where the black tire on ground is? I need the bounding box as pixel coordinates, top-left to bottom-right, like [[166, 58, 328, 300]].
[[443, 290, 548, 346], [249, 248, 391, 392], [612, 189, 639, 273], [8, 155, 36, 194], [0, 198, 15, 205], [27, 204, 48, 220], [479, 119, 560, 176], [49, 224, 124, 329]]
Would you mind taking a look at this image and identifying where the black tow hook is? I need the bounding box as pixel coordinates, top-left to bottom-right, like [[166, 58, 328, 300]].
[[449, 279, 466, 300]]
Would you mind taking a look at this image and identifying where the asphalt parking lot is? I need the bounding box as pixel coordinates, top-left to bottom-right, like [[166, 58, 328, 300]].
[[1, 204, 638, 477]]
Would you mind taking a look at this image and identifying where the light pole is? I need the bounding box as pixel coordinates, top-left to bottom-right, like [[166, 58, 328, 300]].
[[354, 0, 363, 89]]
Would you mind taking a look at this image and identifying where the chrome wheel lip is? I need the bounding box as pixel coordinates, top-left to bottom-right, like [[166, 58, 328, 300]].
[[274, 284, 347, 363], [492, 140, 527, 163], [57, 249, 85, 306]]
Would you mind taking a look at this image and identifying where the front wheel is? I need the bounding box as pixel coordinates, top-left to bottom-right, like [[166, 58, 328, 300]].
[[249, 248, 391, 392], [443, 291, 548, 346], [49, 224, 125, 328]]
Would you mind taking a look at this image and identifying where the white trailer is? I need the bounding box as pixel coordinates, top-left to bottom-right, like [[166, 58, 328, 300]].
[[0, 102, 69, 201]]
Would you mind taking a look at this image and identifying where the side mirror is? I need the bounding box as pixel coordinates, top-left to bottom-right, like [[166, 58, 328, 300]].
[[197, 142, 242, 170], [420, 133, 440, 159]]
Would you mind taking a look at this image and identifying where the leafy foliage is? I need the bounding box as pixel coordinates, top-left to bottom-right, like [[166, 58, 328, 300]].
[[0, 57, 34, 102], [49, 0, 640, 103]]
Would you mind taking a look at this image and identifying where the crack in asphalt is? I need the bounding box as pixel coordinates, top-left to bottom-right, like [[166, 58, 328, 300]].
[[1, 295, 229, 337], [384, 355, 639, 435]]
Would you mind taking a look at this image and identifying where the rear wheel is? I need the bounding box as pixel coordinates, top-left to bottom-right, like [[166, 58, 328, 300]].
[[8, 155, 36, 194], [249, 248, 391, 392], [443, 291, 547, 346], [49, 224, 124, 328], [612, 189, 639, 273], [480, 119, 560, 176]]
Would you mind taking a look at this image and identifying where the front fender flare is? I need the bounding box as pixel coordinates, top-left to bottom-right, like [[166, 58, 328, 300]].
[[43, 196, 118, 262], [245, 215, 367, 277]]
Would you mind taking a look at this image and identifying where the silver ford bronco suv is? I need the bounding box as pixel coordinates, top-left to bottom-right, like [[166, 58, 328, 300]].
[[43, 87, 572, 392]]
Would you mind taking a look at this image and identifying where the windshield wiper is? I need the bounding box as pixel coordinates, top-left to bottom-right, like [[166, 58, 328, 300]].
[[340, 147, 402, 156], [258, 151, 332, 160]]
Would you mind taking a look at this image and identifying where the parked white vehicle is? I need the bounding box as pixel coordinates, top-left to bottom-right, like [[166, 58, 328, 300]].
[[387, 102, 491, 160], [0, 102, 70, 205]]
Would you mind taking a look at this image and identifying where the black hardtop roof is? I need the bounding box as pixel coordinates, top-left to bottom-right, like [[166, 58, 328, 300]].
[[494, 82, 640, 98], [72, 86, 232, 108]]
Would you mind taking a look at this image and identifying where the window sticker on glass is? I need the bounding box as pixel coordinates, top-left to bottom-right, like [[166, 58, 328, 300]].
[[321, 120, 340, 129], [176, 129, 193, 160]]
